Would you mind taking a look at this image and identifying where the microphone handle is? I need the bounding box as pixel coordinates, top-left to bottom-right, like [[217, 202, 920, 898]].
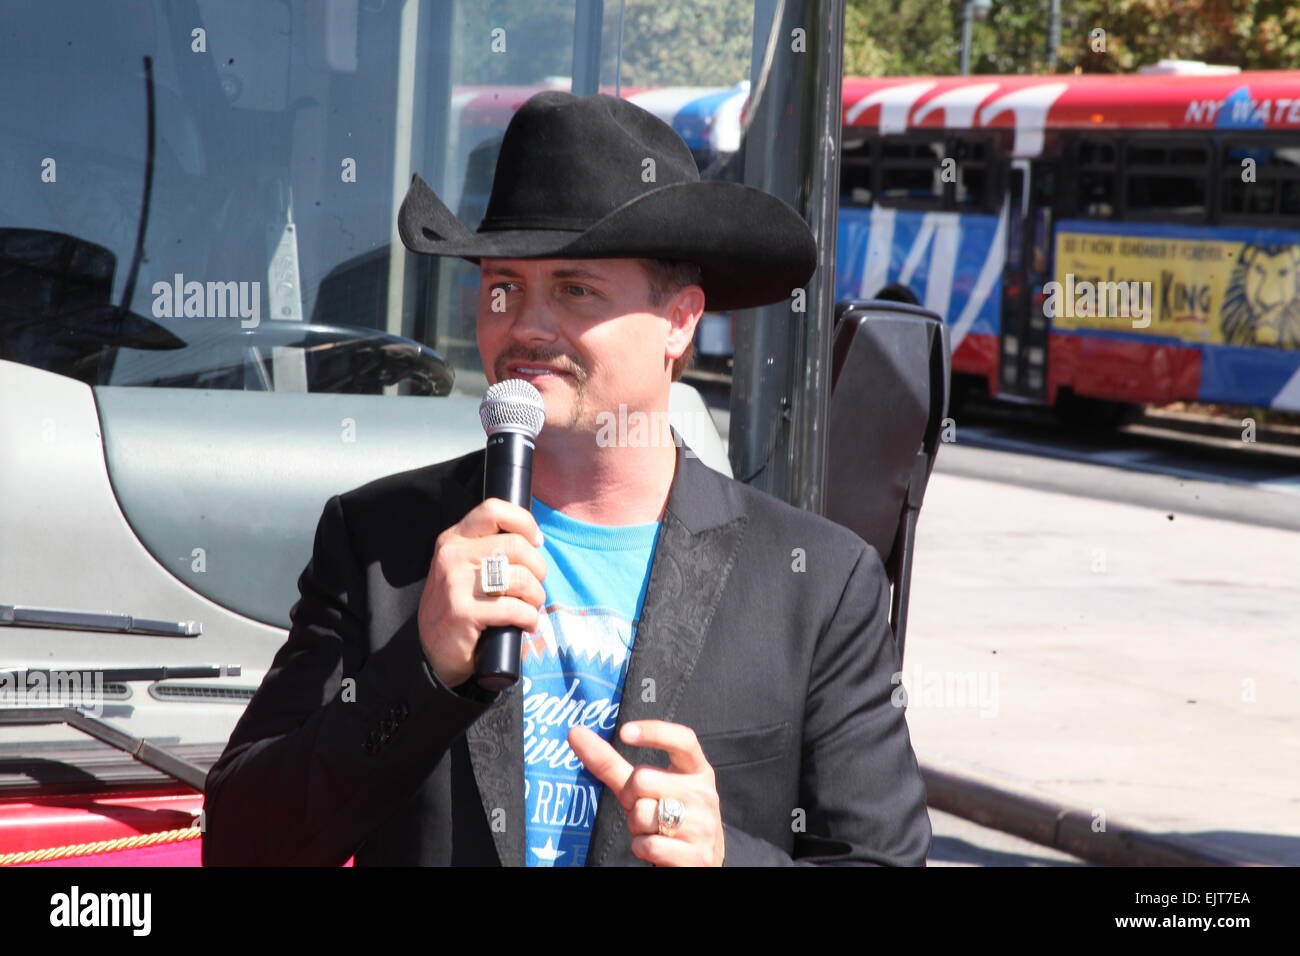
[[474, 431, 535, 691]]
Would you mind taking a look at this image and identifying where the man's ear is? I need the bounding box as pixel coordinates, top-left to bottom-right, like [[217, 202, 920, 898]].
[[664, 284, 706, 362]]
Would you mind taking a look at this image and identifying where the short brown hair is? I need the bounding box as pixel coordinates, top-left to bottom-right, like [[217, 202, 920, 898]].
[[639, 258, 702, 382]]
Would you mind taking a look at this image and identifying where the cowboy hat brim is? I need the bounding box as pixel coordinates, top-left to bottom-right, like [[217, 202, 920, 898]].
[[398, 174, 816, 312]]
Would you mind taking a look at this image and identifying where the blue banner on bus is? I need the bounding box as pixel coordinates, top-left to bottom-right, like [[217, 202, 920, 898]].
[[836, 204, 1005, 348]]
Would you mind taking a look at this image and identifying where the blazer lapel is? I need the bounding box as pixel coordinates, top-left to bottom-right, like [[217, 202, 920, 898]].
[[466, 683, 526, 866], [436, 452, 525, 867], [586, 444, 748, 866]]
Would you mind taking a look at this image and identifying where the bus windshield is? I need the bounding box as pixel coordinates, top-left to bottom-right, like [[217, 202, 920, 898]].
[[1, 0, 758, 397], [0, 1, 804, 782]]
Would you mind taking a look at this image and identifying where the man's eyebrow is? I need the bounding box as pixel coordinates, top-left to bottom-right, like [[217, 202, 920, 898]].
[[549, 266, 610, 282], [479, 264, 611, 282]]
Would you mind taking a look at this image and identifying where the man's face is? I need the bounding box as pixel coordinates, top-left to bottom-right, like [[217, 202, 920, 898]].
[[476, 257, 699, 435]]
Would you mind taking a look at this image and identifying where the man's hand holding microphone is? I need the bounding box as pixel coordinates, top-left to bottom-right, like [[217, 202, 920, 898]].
[[416, 497, 546, 692]]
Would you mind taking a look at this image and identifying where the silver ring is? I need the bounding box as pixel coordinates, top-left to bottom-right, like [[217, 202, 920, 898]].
[[657, 797, 685, 836], [479, 553, 510, 596]]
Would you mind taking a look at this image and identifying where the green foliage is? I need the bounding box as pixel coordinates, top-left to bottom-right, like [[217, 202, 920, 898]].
[[454, 0, 574, 85], [452, 0, 753, 90], [843, 0, 961, 76], [611, 0, 753, 88], [438, 0, 1300, 90], [844, 0, 1300, 76]]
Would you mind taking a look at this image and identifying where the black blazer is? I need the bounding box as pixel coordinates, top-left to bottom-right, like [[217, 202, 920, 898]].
[[202, 443, 932, 866]]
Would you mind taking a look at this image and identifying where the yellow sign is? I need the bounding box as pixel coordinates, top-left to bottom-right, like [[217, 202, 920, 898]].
[[1051, 230, 1300, 350]]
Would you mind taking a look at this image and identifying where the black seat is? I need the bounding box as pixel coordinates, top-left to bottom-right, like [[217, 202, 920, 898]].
[[824, 299, 951, 661]]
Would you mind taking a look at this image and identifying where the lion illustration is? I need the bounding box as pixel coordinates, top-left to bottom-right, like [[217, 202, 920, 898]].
[[1221, 244, 1300, 349]]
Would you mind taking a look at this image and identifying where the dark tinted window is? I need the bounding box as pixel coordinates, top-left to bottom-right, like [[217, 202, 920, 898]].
[[1078, 140, 1116, 165], [878, 138, 944, 205], [1128, 143, 1208, 167], [1075, 138, 1117, 217], [1220, 142, 1300, 220], [1126, 175, 1207, 216], [1283, 180, 1300, 217], [1123, 139, 1209, 219], [840, 136, 874, 206], [951, 137, 989, 210], [869, 135, 994, 210]]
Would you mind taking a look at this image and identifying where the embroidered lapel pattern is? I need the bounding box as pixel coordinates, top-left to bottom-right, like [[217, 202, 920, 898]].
[[585, 493, 748, 866], [465, 683, 526, 866]]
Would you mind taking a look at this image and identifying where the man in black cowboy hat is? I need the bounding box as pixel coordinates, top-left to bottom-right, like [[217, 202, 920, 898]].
[[203, 91, 931, 867]]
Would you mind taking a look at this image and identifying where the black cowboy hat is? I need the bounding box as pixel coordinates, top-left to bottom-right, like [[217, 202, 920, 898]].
[[397, 90, 816, 312], [0, 228, 185, 383]]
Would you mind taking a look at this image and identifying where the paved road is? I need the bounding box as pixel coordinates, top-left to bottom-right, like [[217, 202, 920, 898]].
[[957, 422, 1300, 499], [691, 373, 1300, 527], [905, 460, 1299, 865], [945, 414, 1300, 531], [692, 378, 1299, 866]]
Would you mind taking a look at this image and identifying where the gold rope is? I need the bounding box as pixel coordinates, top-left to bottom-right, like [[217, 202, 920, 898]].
[[0, 825, 202, 866]]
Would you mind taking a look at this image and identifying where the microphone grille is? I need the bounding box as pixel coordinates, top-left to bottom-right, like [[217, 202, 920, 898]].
[[479, 379, 546, 439]]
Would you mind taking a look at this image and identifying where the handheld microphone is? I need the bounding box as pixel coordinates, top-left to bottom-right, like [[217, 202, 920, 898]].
[[474, 379, 546, 691]]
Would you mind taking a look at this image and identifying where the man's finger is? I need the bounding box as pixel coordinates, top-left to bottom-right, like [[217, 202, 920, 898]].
[[568, 726, 635, 795], [630, 834, 704, 868], [457, 497, 543, 545], [620, 720, 710, 774], [619, 765, 695, 812], [627, 797, 660, 837]]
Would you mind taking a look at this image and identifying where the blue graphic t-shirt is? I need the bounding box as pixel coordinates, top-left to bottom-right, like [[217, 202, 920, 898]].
[[521, 496, 660, 867]]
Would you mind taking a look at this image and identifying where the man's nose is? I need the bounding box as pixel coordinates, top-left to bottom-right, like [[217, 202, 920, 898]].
[[505, 286, 560, 343]]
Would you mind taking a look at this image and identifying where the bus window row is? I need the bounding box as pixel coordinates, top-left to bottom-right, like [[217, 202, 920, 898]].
[[841, 133, 998, 213], [1068, 135, 1300, 223], [840, 131, 1300, 225]]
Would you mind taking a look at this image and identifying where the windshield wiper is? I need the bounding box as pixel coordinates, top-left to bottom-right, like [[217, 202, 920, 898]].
[[117, 53, 155, 324], [0, 665, 242, 792], [2, 665, 238, 682], [0, 604, 201, 638]]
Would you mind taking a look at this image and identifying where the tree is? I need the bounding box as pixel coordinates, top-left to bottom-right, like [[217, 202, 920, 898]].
[[611, 0, 753, 88], [843, 0, 1300, 77]]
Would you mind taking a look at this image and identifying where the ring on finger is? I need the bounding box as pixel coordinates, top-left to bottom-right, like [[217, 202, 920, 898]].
[[480, 552, 510, 596], [657, 796, 685, 836]]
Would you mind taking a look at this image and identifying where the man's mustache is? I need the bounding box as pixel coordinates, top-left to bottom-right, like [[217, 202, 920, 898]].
[[494, 347, 587, 383]]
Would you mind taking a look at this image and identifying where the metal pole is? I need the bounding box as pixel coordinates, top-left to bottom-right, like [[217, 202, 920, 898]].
[[729, 0, 842, 513], [572, 0, 603, 95], [960, 1, 973, 75], [1047, 0, 1060, 71]]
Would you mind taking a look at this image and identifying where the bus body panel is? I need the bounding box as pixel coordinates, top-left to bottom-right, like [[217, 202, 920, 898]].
[[1051, 218, 1300, 410], [837, 205, 1003, 386], [1047, 333, 1203, 407], [843, 72, 1300, 142], [840, 71, 1300, 413]]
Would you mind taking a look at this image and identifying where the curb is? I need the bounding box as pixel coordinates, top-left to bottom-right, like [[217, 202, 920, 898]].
[[921, 761, 1273, 867], [1136, 409, 1300, 451]]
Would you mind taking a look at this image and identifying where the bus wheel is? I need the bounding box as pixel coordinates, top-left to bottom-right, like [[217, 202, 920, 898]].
[[947, 373, 982, 419], [1052, 391, 1137, 432]]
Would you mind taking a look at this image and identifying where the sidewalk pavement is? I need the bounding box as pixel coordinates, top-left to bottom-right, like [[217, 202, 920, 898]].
[[901, 464, 1300, 866]]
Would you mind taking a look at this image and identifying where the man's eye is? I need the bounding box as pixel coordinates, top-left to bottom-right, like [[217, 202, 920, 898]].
[[565, 285, 593, 297]]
